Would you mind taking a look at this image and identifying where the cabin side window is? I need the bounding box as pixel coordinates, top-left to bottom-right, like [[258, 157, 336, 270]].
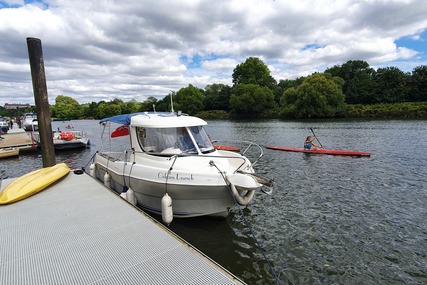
[[137, 127, 158, 152]]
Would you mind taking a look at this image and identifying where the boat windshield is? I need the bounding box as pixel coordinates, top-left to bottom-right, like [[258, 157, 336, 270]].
[[188, 126, 215, 153], [137, 126, 214, 154]]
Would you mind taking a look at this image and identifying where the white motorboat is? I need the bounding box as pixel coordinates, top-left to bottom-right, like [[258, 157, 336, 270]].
[[33, 121, 91, 150], [89, 112, 271, 221], [22, 113, 38, 131], [52, 130, 90, 150]]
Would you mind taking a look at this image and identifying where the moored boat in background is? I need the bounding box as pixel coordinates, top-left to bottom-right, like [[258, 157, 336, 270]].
[[22, 113, 38, 131], [32, 121, 91, 150], [51, 130, 90, 150]]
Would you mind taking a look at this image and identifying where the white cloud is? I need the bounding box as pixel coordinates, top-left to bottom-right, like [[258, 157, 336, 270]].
[[0, 0, 427, 105]]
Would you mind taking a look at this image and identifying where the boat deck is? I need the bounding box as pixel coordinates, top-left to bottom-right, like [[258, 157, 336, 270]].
[[0, 171, 244, 284]]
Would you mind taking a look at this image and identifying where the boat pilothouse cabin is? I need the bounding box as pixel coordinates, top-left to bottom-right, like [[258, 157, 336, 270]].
[[91, 111, 272, 223]]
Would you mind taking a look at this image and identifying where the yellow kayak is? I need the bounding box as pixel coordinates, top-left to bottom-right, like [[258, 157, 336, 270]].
[[0, 163, 70, 205]]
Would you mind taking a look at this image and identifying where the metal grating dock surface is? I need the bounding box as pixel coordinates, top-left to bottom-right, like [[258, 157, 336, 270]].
[[0, 171, 244, 285]]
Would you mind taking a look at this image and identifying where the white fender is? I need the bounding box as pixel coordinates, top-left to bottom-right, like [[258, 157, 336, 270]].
[[89, 163, 95, 177], [229, 183, 255, 206], [161, 193, 173, 225], [126, 188, 137, 206], [103, 172, 111, 188]]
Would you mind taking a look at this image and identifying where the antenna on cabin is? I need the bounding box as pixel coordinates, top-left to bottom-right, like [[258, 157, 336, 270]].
[[168, 65, 174, 113], [170, 90, 174, 113]]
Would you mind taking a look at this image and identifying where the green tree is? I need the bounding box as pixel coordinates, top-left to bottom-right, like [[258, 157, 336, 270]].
[[276, 77, 306, 103], [278, 77, 306, 90], [409, 65, 427, 102], [111, 98, 124, 106], [140, 96, 159, 111], [373, 67, 410, 103], [82, 102, 99, 118], [54, 95, 83, 119], [174, 84, 204, 115], [156, 92, 176, 112], [325, 60, 376, 104], [97, 103, 121, 118], [229, 84, 276, 115], [232, 57, 277, 89], [280, 73, 346, 118], [121, 99, 140, 114], [204, 84, 232, 111]]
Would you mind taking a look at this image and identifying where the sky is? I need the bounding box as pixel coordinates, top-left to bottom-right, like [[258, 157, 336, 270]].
[[1, 0, 427, 106]]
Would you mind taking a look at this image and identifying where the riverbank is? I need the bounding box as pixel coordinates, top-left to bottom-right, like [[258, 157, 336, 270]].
[[345, 101, 427, 118], [196, 102, 427, 119]]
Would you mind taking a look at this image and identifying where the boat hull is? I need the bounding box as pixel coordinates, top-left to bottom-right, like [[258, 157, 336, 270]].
[[266, 146, 371, 157], [92, 152, 259, 218], [53, 140, 90, 150], [23, 124, 38, 132], [22, 113, 38, 131]]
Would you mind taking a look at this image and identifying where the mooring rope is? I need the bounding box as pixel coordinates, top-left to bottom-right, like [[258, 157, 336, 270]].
[[82, 151, 98, 171], [165, 155, 178, 195]]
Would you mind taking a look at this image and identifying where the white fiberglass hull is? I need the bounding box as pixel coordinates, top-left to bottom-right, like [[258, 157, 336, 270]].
[[23, 121, 38, 131], [53, 138, 90, 150], [92, 151, 260, 218]]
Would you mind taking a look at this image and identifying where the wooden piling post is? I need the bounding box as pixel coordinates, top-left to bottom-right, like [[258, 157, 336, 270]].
[[27, 37, 56, 167]]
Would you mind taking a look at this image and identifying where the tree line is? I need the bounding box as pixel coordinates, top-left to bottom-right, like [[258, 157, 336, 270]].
[[2, 58, 426, 120]]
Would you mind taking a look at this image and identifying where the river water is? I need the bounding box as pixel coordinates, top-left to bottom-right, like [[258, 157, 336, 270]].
[[1, 119, 426, 285]]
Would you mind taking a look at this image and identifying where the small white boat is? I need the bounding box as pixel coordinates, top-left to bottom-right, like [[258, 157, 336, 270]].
[[22, 113, 38, 131], [51, 130, 90, 150], [89, 112, 271, 220], [33, 121, 91, 150]]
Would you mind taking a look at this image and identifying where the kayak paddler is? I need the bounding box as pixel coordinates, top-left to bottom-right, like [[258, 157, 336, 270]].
[[304, 136, 322, 150]]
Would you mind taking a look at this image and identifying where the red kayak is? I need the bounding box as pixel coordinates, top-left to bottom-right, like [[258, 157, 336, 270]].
[[214, 145, 241, 152], [266, 146, 371, 157]]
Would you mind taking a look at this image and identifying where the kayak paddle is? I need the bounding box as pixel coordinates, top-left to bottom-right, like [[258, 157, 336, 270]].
[[310, 128, 324, 148]]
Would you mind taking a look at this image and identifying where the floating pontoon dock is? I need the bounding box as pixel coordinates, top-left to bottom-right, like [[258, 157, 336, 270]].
[[0, 127, 36, 152], [0, 171, 244, 284]]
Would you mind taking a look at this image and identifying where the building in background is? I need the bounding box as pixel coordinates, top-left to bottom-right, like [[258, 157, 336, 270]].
[[4, 103, 32, 110]]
